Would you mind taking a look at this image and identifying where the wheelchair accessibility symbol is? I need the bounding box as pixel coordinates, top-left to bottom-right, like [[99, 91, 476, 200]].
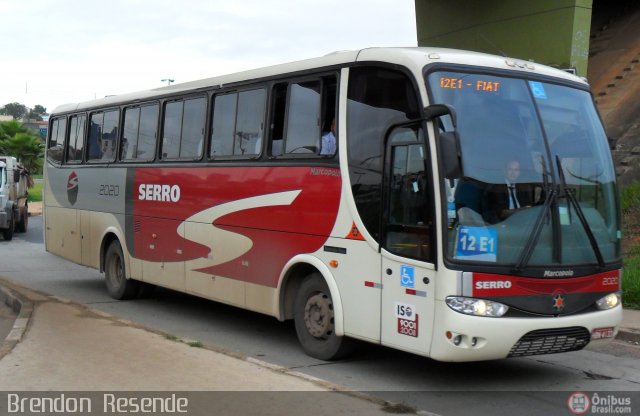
[[400, 265, 415, 288]]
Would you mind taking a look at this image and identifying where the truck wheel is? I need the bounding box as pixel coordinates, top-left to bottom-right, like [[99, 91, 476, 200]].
[[2, 214, 14, 241], [104, 240, 139, 300], [16, 205, 28, 233], [293, 272, 353, 360]]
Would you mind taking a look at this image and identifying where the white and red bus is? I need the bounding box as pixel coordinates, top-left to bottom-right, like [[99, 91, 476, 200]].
[[45, 48, 622, 361]]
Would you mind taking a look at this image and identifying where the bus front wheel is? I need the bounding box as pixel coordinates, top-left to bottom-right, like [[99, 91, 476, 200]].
[[104, 240, 139, 300], [293, 273, 352, 360]]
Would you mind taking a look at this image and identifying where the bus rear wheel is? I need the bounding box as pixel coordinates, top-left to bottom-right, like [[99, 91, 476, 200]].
[[293, 273, 352, 360], [104, 240, 139, 300]]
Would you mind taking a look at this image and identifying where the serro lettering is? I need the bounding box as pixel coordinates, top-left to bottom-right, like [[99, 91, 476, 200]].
[[138, 184, 181, 202], [475, 280, 512, 290]]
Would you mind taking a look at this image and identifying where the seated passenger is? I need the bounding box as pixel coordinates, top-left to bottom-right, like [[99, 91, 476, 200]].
[[320, 118, 336, 155]]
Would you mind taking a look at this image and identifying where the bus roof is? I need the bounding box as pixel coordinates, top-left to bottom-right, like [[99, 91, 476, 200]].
[[51, 47, 586, 114]]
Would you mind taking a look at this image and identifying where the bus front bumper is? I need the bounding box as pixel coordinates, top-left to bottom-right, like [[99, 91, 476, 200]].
[[429, 300, 622, 362]]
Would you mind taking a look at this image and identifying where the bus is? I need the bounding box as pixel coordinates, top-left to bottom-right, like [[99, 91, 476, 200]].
[[44, 47, 622, 362]]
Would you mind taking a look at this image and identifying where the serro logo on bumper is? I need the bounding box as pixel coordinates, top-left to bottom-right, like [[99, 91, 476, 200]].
[[544, 270, 574, 277], [67, 171, 78, 205], [138, 184, 181, 202]]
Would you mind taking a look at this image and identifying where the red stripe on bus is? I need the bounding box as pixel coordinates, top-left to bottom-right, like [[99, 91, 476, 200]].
[[131, 166, 341, 288]]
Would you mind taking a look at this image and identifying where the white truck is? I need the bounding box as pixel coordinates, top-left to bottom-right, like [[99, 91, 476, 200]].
[[0, 156, 30, 240]]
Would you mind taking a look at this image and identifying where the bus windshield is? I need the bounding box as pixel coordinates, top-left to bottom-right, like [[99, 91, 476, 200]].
[[427, 71, 620, 268]]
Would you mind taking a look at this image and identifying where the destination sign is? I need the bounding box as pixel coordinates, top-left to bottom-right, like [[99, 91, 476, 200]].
[[439, 76, 501, 93]]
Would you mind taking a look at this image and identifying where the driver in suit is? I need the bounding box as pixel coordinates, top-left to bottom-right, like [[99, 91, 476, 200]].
[[482, 159, 534, 224]]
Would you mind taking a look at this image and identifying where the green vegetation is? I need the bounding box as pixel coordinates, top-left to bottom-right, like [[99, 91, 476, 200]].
[[0, 119, 44, 174], [621, 181, 640, 212], [27, 181, 43, 202], [621, 182, 640, 309], [187, 340, 204, 348], [623, 246, 640, 309], [165, 334, 179, 341]]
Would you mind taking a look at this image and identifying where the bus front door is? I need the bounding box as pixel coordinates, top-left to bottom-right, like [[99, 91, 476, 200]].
[[380, 136, 436, 355]]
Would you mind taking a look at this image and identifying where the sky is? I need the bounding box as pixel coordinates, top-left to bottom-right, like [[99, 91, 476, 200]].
[[0, 0, 417, 114]]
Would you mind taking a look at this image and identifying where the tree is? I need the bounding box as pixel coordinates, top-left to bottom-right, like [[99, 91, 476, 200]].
[[0, 102, 28, 120], [0, 120, 44, 173], [0, 132, 44, 173], [27, 104, 48, 121], [0, 119, 30, 140]]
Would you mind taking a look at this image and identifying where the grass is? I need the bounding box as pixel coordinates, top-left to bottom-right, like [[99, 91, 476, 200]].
[[187, 340, 204, 348], [621, 181, 640, 309], [623, 247, 640, 309], [27, 181, 43, 202], [620, 181, 640, 212]]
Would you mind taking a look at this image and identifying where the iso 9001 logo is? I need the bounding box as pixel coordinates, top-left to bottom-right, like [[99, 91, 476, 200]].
[[568, 392, 591, 414]]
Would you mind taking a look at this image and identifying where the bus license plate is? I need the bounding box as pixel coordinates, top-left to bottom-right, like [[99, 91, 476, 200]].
[[591, 327, 615, 340]]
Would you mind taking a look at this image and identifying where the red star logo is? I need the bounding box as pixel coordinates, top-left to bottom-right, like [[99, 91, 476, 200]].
[[553, 294, 565, 311]]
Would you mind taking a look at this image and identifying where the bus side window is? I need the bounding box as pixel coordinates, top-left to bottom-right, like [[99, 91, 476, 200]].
[[87, 110, 118, 162], [347, 66, 421, 241], [268, 75, 336, 158], [285, 81, 321, 154], [235, 89, 266, 157], [181, 97, 206, 159], [160, 97, 205, 161], [47, 117, 67, 164], [67, 114, 85, 163], [87, 113, 104, 161], [122, 104, 160, 162], [210, 93, 237, 157], [210, 88, 266, 158]]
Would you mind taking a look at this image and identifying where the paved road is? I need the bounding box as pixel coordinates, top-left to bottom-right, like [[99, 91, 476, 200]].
[[2, 216, 639, 416]]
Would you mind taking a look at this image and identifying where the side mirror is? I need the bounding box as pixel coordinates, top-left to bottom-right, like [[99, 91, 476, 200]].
[[424, 104, 457, 129], [440, 131, 461, 179], [424, 104, 462, 179], [13, 170, 20, 183]]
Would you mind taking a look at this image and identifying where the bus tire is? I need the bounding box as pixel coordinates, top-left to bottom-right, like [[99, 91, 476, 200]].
[[16, 205, 28, 233], [293, 272, 353, 360], [104, 240, 139, 300]]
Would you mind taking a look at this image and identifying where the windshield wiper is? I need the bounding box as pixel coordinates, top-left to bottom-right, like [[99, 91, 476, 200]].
[[513, 156, 606, 271], [555, 155, 605, 268], [514, 157, 556, 272], [514, 187, 554, 272]]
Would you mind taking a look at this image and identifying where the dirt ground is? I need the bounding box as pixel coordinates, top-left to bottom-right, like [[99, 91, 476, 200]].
[[28, 201, 42, 216]]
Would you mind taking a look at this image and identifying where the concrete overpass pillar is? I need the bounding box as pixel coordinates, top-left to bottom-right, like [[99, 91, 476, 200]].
[[415, 0, 593, 76]]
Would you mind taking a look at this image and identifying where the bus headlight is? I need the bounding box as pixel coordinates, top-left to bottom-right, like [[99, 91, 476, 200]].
[[446, 296, 509, 317], [596, 292, 621, 310]]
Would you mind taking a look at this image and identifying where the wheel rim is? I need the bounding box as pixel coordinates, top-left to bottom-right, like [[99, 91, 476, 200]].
[[106, 251, 124, 288], [303, 292, 334, 339]]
